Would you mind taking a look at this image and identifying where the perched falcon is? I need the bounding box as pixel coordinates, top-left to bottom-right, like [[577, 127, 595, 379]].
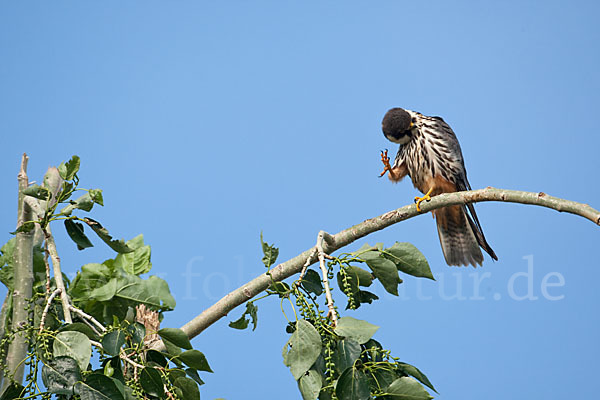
[[379, 107, 497, 267]]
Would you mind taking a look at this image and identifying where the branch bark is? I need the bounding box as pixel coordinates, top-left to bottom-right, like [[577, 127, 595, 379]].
[[0, 292, 10, 390], [2, 154, 34, 393], [43, 226, 72, 323], [152, 187, 600, 351], [316, 231, 338, 326]]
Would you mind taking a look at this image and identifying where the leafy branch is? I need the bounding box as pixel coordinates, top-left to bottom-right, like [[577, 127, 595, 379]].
[[162, 187, 600, 346], [2, 154, 598, 400], [0, 155, 212, 399], [207, 188, 598, 398]]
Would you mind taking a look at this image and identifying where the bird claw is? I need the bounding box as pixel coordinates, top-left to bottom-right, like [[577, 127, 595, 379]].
[[379, 149, 392, 177], [414, 188, 434, 212]]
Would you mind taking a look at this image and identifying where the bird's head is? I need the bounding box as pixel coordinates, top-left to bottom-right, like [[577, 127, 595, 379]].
[[382, 108, 414, 145]]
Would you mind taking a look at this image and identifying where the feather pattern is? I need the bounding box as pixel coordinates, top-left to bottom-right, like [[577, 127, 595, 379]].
[[391, 110, 497, 266]]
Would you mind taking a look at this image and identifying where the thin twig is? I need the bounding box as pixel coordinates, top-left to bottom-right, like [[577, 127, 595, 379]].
[[120, 348, 143, 383], [316, 231, 338, 326], [68, 305, 106, 333], [150, 187, 600, 351], [80, 319, 102, 338], [43, 226, 72, 323], [299, 248, 317, 279], [119, 348, 144, 369], [38, 288, 62, 334], [165, 386, 176, 400], [90, 339, 144, 382]]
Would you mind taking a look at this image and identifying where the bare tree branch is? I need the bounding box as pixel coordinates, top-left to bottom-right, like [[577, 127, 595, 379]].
[[68, 304, 106, 334], [38, 288, 62, 334], [2, 154, 34, 393], [151, 187, 600, 351], [0, 292, 10, 390], [315, 231, 338, 326], [43, 226, 72, 323]]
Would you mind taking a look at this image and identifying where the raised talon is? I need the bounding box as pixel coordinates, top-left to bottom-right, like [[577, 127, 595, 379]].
[[414, 187, 434, 212], [379, 149, 392, 177]]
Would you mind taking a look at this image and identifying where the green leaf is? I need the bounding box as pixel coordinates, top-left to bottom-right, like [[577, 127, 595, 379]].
[[157, 328, 192, 350], [260, 232, 279, 268], [139, 367, 163, 398], [168, 369, 186, 381], [301, 269, 323, 295], [10, 221, 35, 234], [386, 377, 433, 399], [0, 383, 25, 400], [104, 362, 115, 377], [75, 383, 112, 400], [164, 339, 183, 357], [60, 193, 95, 216], [89, 277, 118, 302], [350, 243, 378, 256], [334, 317, 379, 345], [58, 155, 81, 180], [173, 377, 200, 400], [282, 320, 322, 380], [22, 184, 50, 200], [141, 350, 166, 368], [114, 235, 152, 275], [384, 242, 434, 280], [228, 314, 249, 330], [363, 339, 384, 362], [41, 356, 81, 395], [370, 367, 398, 392], [42, 166, 63, 197], [335, 367, 370, 400], [268, 281, 290, 297], [228, 302, 258, 331], [78, 374, 126, 400], [117, 275, 176, 310], [127, 322, 146, 345], [69, 263, 115, 301], [102, 330, 127, 357], [348, 266, 373, 287], [103, 356, 126, 383], [357, 290, 379, 305], [361, 251, 402, 295], [185, 368, 205, 386], [4, 242, 45, 292], [72, 264, 175, 309], [333, 339, 361, 374], [64, 219, 94, 250], [396, 363, 437, 394], [89, 189, 104, 206], [57, 181, 75, 203], [53, 331, 92, 371], [298, 369, 323, 400], [84, 218, 134, 253], [178, 350, 213, 372], [123, 386, 138, 400], [0, 238, 16, 290]]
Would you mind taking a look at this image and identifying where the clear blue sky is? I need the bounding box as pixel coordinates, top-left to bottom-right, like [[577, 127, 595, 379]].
[[1, 1, 599, 399]]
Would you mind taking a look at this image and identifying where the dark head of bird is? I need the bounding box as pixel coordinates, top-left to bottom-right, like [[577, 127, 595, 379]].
[[382, 107, 413, 145]]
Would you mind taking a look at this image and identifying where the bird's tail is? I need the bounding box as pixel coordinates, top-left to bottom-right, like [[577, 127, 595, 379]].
[[435, 205, 486, 267]]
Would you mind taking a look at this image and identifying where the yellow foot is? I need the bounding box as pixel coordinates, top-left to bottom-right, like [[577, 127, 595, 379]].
[[379, 149, 391, 177], [414, 187, 434, 212]]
